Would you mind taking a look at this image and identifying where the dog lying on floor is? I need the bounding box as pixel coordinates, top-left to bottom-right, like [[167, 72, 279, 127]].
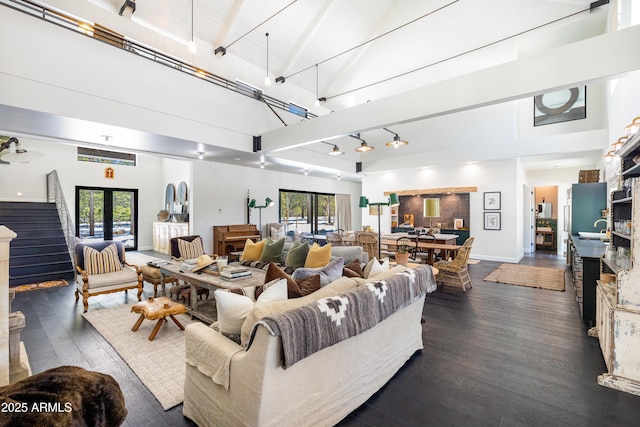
[[0, 365, 127, 426]]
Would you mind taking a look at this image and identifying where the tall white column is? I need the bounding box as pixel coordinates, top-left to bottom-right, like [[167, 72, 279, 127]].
[[0, 225, 17, 386]]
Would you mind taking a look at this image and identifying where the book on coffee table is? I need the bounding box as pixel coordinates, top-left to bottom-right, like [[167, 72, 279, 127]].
[[220, 267, 251, 280]]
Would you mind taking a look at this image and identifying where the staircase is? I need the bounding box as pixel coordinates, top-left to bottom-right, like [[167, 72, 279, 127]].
[[0, 201, 74, 286]]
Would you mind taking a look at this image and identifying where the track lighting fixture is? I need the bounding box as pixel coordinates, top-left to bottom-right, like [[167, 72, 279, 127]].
[[355, 140, 374, 153], [214, 46, 226, 56], [328, 145, 344, 156], [276, 76, 285, 84], [118, 0, 136, 18], [383, 127, 409, 148], [0, 137, 44, 163]]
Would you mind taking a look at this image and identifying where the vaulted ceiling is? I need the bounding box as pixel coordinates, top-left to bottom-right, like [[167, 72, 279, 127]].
[[2, 0, 620, 179]]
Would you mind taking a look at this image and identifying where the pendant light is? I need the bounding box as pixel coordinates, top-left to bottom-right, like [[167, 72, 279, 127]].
[[314, 64, 321, 107], [188, 0, 196, 53], [264, 33, 271, 87]]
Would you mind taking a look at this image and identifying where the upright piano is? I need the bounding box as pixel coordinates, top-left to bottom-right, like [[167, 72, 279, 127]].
[[213, 224, 260, 257]]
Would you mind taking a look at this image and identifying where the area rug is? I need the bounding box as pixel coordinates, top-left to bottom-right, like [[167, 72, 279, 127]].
[[483, 263, 565, 291], [83, 303, 199, 410], [13, 279, 68, 293], [125, 252, 164, 266]]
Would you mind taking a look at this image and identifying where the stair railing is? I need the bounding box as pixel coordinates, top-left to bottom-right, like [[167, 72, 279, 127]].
[[46, 170, 76, 272]]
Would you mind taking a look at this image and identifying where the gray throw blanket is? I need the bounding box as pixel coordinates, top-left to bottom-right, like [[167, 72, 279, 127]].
[[253, 265, 435, 368]]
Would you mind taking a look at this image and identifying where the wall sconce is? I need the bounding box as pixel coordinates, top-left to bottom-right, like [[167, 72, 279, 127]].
[[612, 136, 628, 152], [625, 116, 640, 137], [248, 197, 274, 239], [423, 198, 440, 228], [359, 193, 400, 259], [603, 149, 616, 164], [0, 137, 44, 163]]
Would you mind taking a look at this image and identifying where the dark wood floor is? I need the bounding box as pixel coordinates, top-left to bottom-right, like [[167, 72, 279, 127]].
[[12, 251, 640, 426]]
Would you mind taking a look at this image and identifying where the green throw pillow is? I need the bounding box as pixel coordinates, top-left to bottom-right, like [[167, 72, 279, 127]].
[[260, 237, 285, 264], [285, 241, 309, 270]]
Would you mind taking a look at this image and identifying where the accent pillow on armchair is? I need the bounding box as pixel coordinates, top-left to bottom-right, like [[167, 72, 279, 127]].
[[74, 240, 142, 312]]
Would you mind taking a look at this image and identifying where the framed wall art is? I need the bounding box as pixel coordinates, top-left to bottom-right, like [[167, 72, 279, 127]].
[[534, 86, 586, 126], [484, 212, 501, 230], [484, 192, 501, 210]]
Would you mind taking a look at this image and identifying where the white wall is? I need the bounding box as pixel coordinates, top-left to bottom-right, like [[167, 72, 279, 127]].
[[0, 138, 166, 250], [190, 161, 362, 253], [361, 159, 522, 263]]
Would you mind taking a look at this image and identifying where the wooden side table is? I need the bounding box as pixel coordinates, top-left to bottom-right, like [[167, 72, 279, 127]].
[[131, 297, 187, 341]]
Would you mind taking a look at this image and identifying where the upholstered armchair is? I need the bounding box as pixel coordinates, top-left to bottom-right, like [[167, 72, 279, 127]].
[[75, 240, 143, 312]]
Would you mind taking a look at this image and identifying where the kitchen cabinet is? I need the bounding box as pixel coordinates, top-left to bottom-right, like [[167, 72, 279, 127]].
[[594, 131, 640, 396]]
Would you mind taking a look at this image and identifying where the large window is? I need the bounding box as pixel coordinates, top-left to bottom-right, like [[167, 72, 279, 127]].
[[279, 190, 336, 236]]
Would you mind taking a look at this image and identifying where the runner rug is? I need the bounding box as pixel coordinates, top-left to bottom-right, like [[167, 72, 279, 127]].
[[483, 263, 565, 291], [83, 303, 199, 410], [13, 279, 68, 293]]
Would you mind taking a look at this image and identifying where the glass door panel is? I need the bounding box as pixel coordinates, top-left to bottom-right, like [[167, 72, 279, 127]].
[[78, 189, 105, 243], [76, 187, 138, 250]]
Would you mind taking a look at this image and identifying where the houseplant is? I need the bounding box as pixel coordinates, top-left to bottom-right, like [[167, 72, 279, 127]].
[[394, 240, 413, 266]]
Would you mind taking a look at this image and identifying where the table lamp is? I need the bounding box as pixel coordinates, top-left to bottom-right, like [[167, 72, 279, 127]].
[[423, 198, 440, 228]]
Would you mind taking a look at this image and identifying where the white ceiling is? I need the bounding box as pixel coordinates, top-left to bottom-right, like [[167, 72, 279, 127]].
[[2, 0, 616, 178]]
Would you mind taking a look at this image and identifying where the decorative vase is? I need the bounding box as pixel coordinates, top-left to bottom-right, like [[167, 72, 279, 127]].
[[395, 252, 410, 266]]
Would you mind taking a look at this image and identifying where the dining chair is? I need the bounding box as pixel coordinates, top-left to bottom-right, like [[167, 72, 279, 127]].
[[433, 237, 474, 292], [356, 231, 379, 261]]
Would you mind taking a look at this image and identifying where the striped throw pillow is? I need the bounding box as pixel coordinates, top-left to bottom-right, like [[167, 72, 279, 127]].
[[83, 244, 123, 275], [177, 237, 204, 260]]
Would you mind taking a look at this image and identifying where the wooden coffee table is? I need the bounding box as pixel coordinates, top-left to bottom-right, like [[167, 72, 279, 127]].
[[159, 261, 266, 324], [131, 297, 187, 341]]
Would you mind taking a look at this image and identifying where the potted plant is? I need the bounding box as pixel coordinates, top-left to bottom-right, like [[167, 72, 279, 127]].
[[394, 240, 412, 266]]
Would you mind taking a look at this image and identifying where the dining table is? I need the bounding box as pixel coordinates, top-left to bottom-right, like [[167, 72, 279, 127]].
[[381, 238, 461, 265]]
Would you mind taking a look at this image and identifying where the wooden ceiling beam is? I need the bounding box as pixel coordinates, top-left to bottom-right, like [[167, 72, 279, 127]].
[[384, 187, 477, 196]]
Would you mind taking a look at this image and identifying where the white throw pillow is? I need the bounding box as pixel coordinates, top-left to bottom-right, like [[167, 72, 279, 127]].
[[215, 279, 288, 335], [363, 257, 390, 279], [270, 226, 285, 239]]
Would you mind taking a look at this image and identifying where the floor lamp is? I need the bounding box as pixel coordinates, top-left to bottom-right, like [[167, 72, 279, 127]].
[[248, 197, 273, 239], [359, 193, 400, 259]]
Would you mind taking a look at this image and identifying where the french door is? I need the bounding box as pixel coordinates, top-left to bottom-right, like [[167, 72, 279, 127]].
[[76, 186, 138, 250]]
